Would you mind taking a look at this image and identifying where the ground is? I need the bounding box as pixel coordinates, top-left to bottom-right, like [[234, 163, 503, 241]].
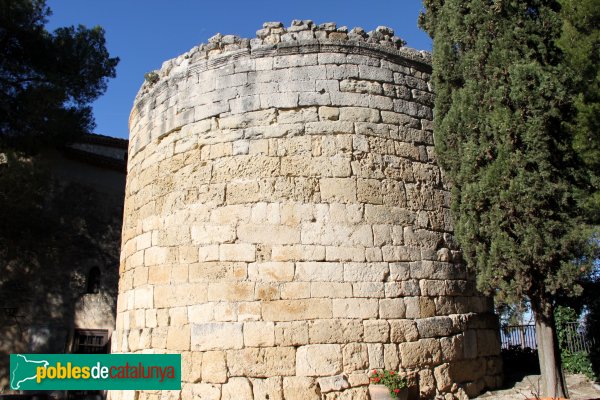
[[477, 374, 600, 400]]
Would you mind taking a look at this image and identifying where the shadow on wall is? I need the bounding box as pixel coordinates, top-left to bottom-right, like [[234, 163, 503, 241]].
[[0, 151, 123, 391]]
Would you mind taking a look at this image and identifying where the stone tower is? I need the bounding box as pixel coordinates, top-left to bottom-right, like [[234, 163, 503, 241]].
[[113, 20, 502, 400]]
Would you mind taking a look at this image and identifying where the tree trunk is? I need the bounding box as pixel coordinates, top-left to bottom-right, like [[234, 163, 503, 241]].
[[533, 304, 569, 398]]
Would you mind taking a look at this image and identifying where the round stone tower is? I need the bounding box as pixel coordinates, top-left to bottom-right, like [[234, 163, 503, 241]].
[[114, 20, 502, 400]]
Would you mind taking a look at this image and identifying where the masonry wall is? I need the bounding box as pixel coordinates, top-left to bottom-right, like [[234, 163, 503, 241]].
[[0, 149, 124, 391], [113, 21, 502, 400]]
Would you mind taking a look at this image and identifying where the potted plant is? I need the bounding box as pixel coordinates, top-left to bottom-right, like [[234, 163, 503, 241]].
[[369, 369, 409, 400]]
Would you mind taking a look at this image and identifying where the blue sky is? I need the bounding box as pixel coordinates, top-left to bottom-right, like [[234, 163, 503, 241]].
[[46, 1, 431, 140]]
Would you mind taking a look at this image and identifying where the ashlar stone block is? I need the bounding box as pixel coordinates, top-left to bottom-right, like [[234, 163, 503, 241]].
[[191, 322, 243, 351], [227, 347, 296, 377], [399, 338, 442, 368], [283, 376, 321, 400], [296, 344, 343, 376], [201, 351, 227, 383], [244, 321, 275, 347]]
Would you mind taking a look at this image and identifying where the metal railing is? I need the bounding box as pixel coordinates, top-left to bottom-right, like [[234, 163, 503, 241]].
[[500, 322, 595, 353], [560, 321, 595, 353], [501, 324, 537, 349]]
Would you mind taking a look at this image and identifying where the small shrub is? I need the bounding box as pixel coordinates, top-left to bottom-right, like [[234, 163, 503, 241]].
[[562, 350, 596, 380], [555, 305, 598, 380], [144, 71, 159, 84]]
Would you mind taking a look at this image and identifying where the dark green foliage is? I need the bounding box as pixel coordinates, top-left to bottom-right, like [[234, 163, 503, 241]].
[[496, 301, 531, 326], [0, 0, 118, 152], [420, 2, 598, 393], [554, 306, 597, 379], [419, 0, 595, 315], [554, 260, 600, 366], [562, 351, 596, 379], [554, 305, 578, 344], [557, 0, 600, 222]]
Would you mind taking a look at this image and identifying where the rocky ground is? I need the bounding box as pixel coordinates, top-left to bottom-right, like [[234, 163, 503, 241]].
[[477, 374, 600, 400]]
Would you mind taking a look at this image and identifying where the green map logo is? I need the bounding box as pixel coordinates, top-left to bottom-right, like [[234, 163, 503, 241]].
[[9, 354, 181, 390], [11, 354, 49, 390]]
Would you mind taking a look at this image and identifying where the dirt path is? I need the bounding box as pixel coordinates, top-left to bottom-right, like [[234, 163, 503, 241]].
[[477, 374, 600, 400]]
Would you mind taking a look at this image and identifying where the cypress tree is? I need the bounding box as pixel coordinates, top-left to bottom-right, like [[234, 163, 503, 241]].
[[420, 1, 597, 396], [557, 0, 600, 222]]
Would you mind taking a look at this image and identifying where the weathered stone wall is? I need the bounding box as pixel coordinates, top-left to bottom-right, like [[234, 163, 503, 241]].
[[113, 21, 502, 400], [0, 148, 124, 391]]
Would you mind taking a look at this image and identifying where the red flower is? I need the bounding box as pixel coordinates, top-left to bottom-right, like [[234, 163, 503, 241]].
[[394, 389, 400, 393], [373, 377, 380, 383], [390, 371, 395, 375]]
